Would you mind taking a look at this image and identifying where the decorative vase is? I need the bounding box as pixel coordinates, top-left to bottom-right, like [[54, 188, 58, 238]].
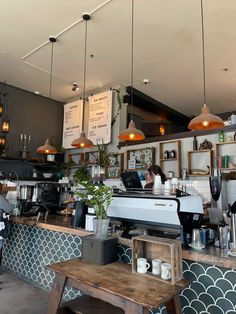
[[93, 218, 110, 238]]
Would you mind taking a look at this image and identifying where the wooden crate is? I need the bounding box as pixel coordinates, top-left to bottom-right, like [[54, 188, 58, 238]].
[[132, 235, 182, 284]]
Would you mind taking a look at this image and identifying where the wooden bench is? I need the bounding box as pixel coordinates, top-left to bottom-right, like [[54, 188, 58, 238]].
[[57, 295, 124, 314]]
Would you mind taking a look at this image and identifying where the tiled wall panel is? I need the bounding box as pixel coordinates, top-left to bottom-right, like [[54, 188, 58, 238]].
[[3, 225, 236, 313]]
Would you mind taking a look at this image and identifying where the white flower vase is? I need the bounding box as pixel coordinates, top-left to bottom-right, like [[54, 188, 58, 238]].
[[93, 218, 110, 238]]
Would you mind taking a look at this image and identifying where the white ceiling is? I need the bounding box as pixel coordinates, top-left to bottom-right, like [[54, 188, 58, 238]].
[[1, 0, 236, 117]]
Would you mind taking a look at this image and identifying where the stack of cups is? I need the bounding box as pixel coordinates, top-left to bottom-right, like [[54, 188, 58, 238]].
[[153, 175, 162, 194], [164, 180, 171, 195]]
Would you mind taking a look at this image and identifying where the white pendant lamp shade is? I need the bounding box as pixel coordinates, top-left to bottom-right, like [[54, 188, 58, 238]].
[[118, 120, 145, 141], [188, 104, 224, 131], [71, 130, 93, 148], [36, 139, 57, 154]]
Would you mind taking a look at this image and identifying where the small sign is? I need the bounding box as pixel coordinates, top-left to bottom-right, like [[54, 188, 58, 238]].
[[128, 159, 136, 170]]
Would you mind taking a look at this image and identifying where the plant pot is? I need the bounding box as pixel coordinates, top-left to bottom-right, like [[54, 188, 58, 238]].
[[93, 218, 110, 238]]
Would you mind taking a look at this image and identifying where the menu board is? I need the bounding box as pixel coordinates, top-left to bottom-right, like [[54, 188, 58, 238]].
[[88, 91, 112, 145], [62, 100, 83, 149]]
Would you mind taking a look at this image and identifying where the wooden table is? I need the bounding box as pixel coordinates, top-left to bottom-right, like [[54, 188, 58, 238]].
[[47, 258, 190, 314]]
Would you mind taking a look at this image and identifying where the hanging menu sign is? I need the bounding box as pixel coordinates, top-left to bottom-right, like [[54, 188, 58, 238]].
[[88, 91, 112, 145], [62, 100, 83, 149]]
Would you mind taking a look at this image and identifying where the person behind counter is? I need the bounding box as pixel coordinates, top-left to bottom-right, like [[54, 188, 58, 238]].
[[144, 165, 166, 189]]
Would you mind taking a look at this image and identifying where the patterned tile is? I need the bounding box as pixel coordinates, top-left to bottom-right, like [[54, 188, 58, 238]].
[[2, 226, 236, 314]]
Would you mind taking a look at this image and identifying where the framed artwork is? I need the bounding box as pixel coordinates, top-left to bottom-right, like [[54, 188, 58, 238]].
[[105, 153, 124, 179], [126, 147, 155, 170], [85, 151, 99, 164]]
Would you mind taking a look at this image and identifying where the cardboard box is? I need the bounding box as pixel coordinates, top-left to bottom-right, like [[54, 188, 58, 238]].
[[82, 236, 117, 265]]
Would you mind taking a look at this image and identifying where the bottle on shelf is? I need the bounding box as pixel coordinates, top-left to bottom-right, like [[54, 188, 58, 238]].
[[219, 131, 224, 142], [193, 136, 198, 150]]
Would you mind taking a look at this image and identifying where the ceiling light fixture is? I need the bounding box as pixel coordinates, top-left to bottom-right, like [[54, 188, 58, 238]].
[[1, 84, 10, 134], [118, 0, 145, 141], [188, 0, 224, 131], [72, 83, 79, 92], [160, 123, 165, 135], [36, 139, 57, 154], [71, 14, 94, 148]]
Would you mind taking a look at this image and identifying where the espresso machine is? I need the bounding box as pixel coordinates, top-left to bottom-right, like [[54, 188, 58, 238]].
[[19, 183, 61, 217]]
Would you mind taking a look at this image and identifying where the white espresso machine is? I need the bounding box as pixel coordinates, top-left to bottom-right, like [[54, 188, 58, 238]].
[[107, 193, 203, 245]]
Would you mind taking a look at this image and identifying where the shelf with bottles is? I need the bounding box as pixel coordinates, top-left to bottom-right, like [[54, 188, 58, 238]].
[[187, 149, 213, 176], [126, 147, 155, 171], [105, 153, 124, 179], [215, 141, 236, 170], [159, 140, 181, 178]]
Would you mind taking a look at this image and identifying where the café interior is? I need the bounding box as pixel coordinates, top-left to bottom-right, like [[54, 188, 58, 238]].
[[1, 1, 236, 314]]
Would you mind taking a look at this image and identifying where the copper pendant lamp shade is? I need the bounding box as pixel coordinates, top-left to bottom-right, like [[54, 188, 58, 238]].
[[71, 130, 93, 148], [118, 0, 145, 142], [36, 139, 57, 154], [188, 104, 224, 130], [188, 0, 224, 131], [118, 120, 145, 141], [70, 14, 94, 149]]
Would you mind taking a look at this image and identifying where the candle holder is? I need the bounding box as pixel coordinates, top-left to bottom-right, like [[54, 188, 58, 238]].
[[19, 134, 31, 159]]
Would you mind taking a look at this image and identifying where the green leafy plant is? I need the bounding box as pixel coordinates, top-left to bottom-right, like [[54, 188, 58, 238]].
[[97, 141, 109, 167], [111, 88, 124, 127], [74, 166, 90, 183], [75, 180, 112, 219]]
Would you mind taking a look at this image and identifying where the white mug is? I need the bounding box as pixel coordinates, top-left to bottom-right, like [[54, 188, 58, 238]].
[[152, 259, 161, 275], [161, 263, 171, 280], [137, 258, 150, 274]]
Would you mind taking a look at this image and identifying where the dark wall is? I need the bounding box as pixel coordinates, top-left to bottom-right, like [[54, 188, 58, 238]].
[[0, 83, 64, 158]]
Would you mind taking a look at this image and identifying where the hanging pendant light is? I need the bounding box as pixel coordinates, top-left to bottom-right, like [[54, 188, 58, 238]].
[[1, 92, 10, 134], [36, 37, 57, 155], [36, 139, 57, 154], [159, 123, 165, 135], [71, 14, 93, 148], [118, 0, 145, 141], [188, 0, 224, 131], [0, 94, 3, 117]]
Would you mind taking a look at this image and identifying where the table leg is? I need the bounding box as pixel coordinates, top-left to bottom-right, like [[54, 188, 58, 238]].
[[124, 301, 145, 314], [165, 294, 182, 314], [47, 273, 67, 314]]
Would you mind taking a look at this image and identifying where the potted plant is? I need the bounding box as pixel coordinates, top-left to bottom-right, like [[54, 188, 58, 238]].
[[74, 175, 113, 238]]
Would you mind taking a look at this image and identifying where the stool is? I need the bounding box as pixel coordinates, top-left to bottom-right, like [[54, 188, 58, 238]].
[[57, 294, 124, 314]]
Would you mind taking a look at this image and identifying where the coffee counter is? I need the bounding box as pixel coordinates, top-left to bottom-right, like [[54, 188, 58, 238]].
[[10, 215, 92, 237], [3, 216, 236, 314], [10, 215, 236, 269]]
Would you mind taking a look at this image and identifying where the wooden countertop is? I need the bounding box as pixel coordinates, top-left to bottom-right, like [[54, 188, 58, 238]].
[[117, 236, 236, 269], [11, 216, 236, 269], [11, 215, 92, 237]]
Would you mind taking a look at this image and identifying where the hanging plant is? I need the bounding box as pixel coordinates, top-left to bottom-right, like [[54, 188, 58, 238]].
[[111, 88, 124, 127]]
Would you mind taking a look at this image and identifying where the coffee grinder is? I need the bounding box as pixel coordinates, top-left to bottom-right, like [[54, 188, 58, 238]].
[[19, 185, 34, 214]]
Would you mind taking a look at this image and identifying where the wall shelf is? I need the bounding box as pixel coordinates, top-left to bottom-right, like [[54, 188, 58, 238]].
[[187, 150, 213, 176], [159, 140, 181, 178]]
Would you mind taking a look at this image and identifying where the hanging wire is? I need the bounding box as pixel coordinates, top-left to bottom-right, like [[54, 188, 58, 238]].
[[49, 37, 56, 98], [81, 14, 90, 131], [200, 0, 206, 105], [130, 0, 134, 120]]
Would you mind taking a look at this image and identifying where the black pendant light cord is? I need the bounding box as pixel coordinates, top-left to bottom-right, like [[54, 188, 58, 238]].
[[81, 14, 90, 132], [49, 37, 56, 99], [130, 0, 134, 120], [200, 0, 206, 105]]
